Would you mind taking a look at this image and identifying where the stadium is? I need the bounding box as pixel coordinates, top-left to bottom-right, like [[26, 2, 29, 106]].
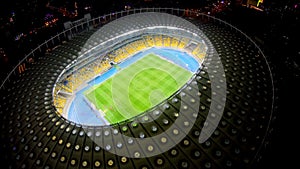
[[0, 8, 274, 169]]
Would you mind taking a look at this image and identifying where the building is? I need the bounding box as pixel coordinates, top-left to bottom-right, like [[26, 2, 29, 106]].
[[0, 8, 275, 169]]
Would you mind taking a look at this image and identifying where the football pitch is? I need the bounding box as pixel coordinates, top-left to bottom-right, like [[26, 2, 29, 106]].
[[84, 53, 192, 124]]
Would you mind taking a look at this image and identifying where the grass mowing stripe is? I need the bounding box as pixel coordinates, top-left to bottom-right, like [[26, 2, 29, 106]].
[[94, 81, 126, 123], [128, 67, 178, 112], [85, 53, 192, 124]]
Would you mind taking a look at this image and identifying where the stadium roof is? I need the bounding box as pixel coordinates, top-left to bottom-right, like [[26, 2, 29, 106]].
[[79, 12, 208, 60], [0, 9, 275, 169]]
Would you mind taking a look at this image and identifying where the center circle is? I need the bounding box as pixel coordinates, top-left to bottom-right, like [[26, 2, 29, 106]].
[[128, 67, 179, 112]]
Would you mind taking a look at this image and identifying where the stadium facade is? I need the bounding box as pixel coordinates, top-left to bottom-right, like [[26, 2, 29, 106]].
[[0, 8, 274, 169]]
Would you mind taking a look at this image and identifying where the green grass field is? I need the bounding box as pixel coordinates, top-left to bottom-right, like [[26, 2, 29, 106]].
[[84, 54, 192, 124]]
